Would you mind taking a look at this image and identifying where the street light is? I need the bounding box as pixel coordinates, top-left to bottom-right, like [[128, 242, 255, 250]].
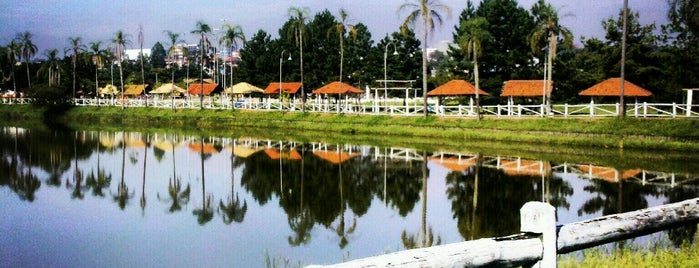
[[280, 50, 292, 111], [384, 41, 398, 110]]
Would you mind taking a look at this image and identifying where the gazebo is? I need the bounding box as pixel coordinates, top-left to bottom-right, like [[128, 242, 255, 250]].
[[312, 81, 365, 113], [151, 83, 186, 96], [263, 82, 303, 107], [187, 83, 222, 96], [500, 80, 553, 103], [427, 79, 489, 115], [123, 84, 150, 97], [224, 82, 264, 107], [579, 78, 652, 99]]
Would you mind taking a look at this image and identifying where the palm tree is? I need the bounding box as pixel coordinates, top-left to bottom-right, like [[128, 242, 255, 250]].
[[137, 25, 148, 107], [111, 30, 128, 109], [17, 31, 37, 91], [529, 0, 572, 115], [458, 17, 491, 121], [288, 7, 310, 112], [220, 151, 247, 224], [163, 30, 184, 83], [219, 23, 246, 91], [328, 8, 358, 113], [399, 0, 451, 117], [6, 40, 19, 94], [88, 42, 104, 96], [40, 49, 61, 87], [67, 37, 85, 100], [191, 20, 212, 110]]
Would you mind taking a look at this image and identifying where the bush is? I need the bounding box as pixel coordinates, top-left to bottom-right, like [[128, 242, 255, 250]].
[[29, 84, 71, 106]]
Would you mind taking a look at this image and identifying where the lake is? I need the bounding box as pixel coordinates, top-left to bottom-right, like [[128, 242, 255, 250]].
[[1, 127, 697, 267]]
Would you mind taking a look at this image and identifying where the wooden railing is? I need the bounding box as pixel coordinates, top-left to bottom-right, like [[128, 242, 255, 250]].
[[3, 97, 699, 118], [308, 197, 699, 268]]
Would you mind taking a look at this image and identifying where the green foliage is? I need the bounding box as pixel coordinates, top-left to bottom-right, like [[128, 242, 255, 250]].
[[29, 84, 70, 106]]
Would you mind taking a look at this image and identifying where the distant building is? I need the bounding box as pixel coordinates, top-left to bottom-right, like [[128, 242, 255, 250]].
[[124, 49, 151, 61]]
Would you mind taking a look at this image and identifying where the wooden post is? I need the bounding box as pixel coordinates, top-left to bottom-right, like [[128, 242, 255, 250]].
[[520, 201, 556, 268]]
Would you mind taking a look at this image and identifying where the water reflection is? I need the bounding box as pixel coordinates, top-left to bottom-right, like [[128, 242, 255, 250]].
[[1, 127, 697, 266]]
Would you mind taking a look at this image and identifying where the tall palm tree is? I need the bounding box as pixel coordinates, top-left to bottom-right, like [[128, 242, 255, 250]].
[[163, 30, 187, 85], [111, 30, 128, 109], [458, 17, 491, 121], [67, 37, 85, 100], [328, 8, 358, 113], [191, 20, 212, 110], [288, 7, 310, 112], [17, 31, 37, 91], [88, 42, 104, 96], [138, 25, 148, 107], [219, 23, 246, 91], [6, 40, 20, 93], [529, 0, 572, 115], [41, 49, 61, 87], [399, 0, 451, 117]]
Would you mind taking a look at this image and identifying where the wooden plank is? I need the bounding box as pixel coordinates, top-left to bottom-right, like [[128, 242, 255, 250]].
[[307, 236, 542, 268], [557, 197, 699, 254]]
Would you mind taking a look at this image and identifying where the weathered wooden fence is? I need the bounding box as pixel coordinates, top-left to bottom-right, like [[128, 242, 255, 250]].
[[308, 197, 699, 268]]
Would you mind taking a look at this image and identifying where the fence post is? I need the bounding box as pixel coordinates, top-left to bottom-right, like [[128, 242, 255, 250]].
[[521, 202, 556, 268]]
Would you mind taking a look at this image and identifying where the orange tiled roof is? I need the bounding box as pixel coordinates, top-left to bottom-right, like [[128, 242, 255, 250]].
[[263, 82, 303, 94], [123, 84, 148, 96], [501, 80, 553, 97], [579, 78, 652, 97], [313, 150, 360, 164], [427, 80, 489, 96], [429, 155, 477, 172], [187, 83, 221, 95], [264, 149, 302, 160], [499, 159, 551, 177], [312, 81, 364, 95], [577, 165, 640, 182], [188, 143, 219, 154]]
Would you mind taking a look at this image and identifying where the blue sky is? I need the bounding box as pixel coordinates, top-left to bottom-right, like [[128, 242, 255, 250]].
[[1, 0, 667, 58]]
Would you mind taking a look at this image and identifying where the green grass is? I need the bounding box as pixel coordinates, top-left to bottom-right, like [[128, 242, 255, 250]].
[[2, 104, 698, 154], [559, 239, 699, 268]]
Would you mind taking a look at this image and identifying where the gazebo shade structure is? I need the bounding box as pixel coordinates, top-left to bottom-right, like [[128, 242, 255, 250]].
[[99, 84, 119, 95], [312, 81, 364, 94], [312, 150, 360, 164], [427, 79, 489, 96], [579, 78, 652, 97], [123, 84, 149, 96], [224, 82, 264, 94], [263, 82, 302, 95], [501, 80, 553, 97], [151, 83, 186, 94], [188, 83, 222, 95]]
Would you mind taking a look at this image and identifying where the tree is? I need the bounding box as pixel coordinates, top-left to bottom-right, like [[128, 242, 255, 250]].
[[40, 49, 62, 87], [328, 8, 358, 113], [288, 7, 310, 111], [459, 17, 491, 120], [399, 0, 452, 117], [219, 23, 246, 90], [6, 40, 19, 93], [236, 30, 277, 87], [667, 0, 699, 43], [88, 42, 104, 95], [17, 31, 37, 91], [137, 25, 147, 107], [191, 20, 212, 110], [150, 42, 167, 68], [163, 30, 185, 83], [67, 37, 85, 100], [111, 30, 128, 109], [529, 0, 573, 114]]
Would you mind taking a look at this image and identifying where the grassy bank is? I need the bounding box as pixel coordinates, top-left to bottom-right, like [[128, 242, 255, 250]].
[[559, 240, 699, 268], [2, 105, 698, 153]]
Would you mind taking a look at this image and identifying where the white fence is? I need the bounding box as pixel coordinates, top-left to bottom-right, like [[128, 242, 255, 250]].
[[308, 197, 699, 268], [3, 96, 698, 118]]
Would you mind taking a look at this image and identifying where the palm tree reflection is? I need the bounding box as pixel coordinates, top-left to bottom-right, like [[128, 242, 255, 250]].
[[192, 138, 213, 225], [220, 148, 247, 224], [112, 132, 133, 210], [402, 151, 441, 249]]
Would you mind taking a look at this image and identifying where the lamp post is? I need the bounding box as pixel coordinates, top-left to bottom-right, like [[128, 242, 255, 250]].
[[279, 50, 292, 111], [383, 41, 398, 110]]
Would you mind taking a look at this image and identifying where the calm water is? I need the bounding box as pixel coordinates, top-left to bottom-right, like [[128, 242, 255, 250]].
[[1, 127, 698, 267]]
